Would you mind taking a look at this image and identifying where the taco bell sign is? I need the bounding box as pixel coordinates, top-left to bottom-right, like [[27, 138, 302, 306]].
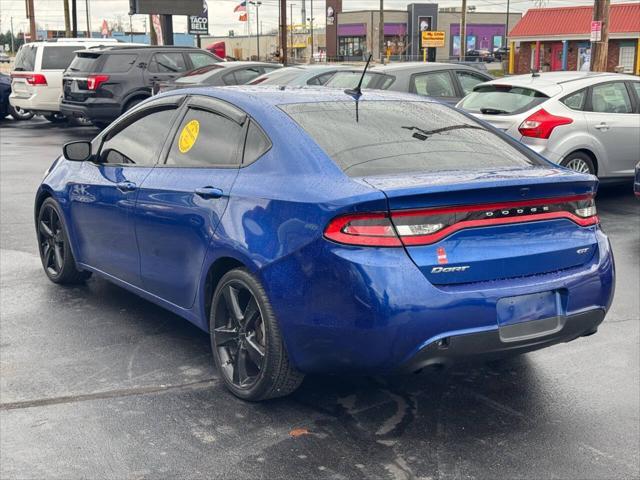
[[188, 1, 209, 35]]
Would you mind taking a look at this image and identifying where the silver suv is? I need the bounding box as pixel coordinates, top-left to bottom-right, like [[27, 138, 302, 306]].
[[457, 72, 640, 179]]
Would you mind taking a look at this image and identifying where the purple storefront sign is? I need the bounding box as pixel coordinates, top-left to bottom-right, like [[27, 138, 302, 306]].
[[384, 23, 407, 36], [338, 23, 407, 37], [338, 24, 366, 36]]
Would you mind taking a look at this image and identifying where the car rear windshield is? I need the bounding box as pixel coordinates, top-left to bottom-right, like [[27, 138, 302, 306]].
[[280, 101, 542, 177], [324, 71, 394, 90], [176, 64, 223, 83], [41, 46, 82, 70], [13, 44, 37, 71], [67, 52, 101, 73], [458, 84, 549, 115], [253, 67, 305, 85]]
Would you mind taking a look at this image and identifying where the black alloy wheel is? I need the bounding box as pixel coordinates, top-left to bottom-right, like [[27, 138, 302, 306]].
[[213, 280, 266, 389], [37, 198, 91, 284], [210, 268, 304, 401]]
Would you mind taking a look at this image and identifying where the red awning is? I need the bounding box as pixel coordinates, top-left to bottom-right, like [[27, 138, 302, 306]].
[[509, 2, 640, 38]]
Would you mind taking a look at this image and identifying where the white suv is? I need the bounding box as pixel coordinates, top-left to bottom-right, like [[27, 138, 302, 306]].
[[457, 72, 640, 179], [9, 38, 120, 122]]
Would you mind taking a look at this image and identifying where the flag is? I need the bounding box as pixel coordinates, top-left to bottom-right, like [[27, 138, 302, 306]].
[[234, 1, 246, 12], [238, 12, 248, 21]]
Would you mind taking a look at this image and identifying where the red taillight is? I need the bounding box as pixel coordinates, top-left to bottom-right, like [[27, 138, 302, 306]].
[[324, 195, 598, 247], [87, 74, 110, 90], [518, 108, 573, 139], [11, 72, 47, 85]]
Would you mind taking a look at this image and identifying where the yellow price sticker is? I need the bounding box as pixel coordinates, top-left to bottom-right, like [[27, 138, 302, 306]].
[[178, 119, 200, 154]]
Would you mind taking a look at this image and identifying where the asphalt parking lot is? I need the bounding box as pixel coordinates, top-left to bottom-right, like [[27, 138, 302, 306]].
[[1, 118, 639, 480]]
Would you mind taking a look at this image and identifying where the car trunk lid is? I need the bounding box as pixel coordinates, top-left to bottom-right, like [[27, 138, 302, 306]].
[[362, 167, 599, 285]]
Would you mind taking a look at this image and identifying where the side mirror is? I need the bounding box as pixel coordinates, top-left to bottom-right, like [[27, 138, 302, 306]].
[[63, 141, 92, 162]]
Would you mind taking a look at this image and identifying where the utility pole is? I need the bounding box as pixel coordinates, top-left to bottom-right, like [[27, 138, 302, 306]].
[[249, 1, 262, 60], [25, 0, 36, 42], [280, 0, 288, 65], [309, 0, 314, 61], [71, 0, 78, 37], [63, 0, 71, 37], [504, 0, 510, 48], [289, 3, 296, 59], [10, 17, 15, 52], [591, 0, 610, 72], [149, 15, 157, 45], [379, 0, 384, 62], [85, 0, 92, 37], [459, 0, 467, 61]]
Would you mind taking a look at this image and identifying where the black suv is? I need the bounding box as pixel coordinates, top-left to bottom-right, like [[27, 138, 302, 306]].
[[60, 45, 222, 128]]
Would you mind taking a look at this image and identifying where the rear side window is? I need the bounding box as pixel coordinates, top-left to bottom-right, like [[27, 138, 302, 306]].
[[590, 82, 633, 113], [242, 121, 271, 166], [562, 89, 586, 111], [13, 44, 37, 71], [100, 108, 177, 166], [224, 67, 262, 85], [166, 108, 243, 168], [307, 72, 335, 86], [412, 71, 456, 98], [458, 85, 549, 115], [101, 54, 138, 73], [41, 46, 80, 70], [456, 70, 489, 95], [148, 52, 187, 73], [281, 101, 542, 177]]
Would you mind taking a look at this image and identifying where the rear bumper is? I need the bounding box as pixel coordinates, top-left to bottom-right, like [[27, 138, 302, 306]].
[[399, 308, 604, 373], [9, 91, 60, 113], [60, 100, 121, 122]]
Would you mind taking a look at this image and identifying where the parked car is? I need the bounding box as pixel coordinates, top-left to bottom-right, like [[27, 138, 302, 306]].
[[325, 62, 493, 105], [457, 72, 640, 179], [156, 61, 281, 93], [465, 49, 495, 62], [0, 72, 34, 120], [60, 45, 223, 128], [493, 46, 510, 62], [36, 87, 613, 401], [9, 38, 121, 122], [0, 52, 11, 63], [634, 161, 640, 197], [248, 64, 357, 86]]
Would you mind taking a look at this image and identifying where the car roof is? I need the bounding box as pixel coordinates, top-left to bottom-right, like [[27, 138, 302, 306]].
[[158, 85, 435, 108], [478, 71, 636, 96], [87, 45, 204, 53], [221, 61, 281, 68], [370, 62, 487, 74]]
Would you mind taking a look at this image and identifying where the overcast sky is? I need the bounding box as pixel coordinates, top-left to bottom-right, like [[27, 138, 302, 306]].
[[0, 0, 636, 36]]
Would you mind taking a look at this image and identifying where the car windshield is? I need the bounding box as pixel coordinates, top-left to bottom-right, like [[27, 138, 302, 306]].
[[280, 101, 542, 177], [324, 71, 394, 90], [458, 84, 549, 115], [176, 64, 223, 83]]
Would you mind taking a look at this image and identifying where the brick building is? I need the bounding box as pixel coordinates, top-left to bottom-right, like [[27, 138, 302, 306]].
[[508, 2, 640, 75]]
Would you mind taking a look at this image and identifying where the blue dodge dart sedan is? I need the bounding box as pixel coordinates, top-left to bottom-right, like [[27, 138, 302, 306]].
[[35, 87, 615, 401]]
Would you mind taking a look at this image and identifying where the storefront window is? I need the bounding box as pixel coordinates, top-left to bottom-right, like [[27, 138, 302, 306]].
[[338, 36, 366, 58]]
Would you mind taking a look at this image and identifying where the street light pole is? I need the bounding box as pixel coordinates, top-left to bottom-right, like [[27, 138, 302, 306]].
[[249, 1, 262, 60], [10, 17, 15, 52], [289, 3, 296, 60], [309, 0, 314, 61], [379, 0, 384, 63]]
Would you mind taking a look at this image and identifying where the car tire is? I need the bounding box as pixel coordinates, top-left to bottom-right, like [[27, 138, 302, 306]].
[[37, 198, 92, 284], [561, 152, 596, 175], [123, 97, 145, 113], [210, 268, 304, 401], [43, 113, 66, 123], [9, 105, 34, 121]]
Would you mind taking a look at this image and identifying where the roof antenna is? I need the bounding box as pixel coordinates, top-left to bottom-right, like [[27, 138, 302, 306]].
[[530, 68, 540, 77], [345, 53, 373, 99]]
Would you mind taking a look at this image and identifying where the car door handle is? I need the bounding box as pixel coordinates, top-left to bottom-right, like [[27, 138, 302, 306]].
[[194, 187, 223, 199], [116, 181, 137, 192], [594, 122, 609, 130]]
